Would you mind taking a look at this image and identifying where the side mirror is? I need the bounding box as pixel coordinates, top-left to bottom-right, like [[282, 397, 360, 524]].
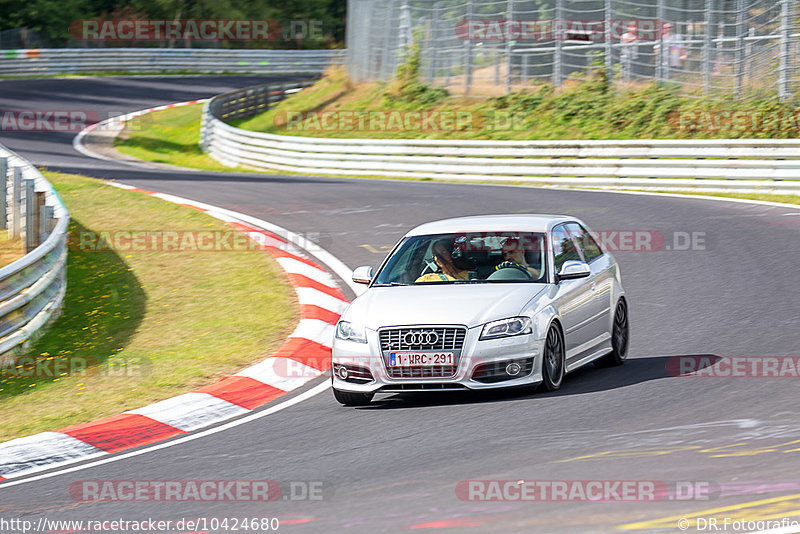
[[557, 260, 591, 281], [352, 265, 374, 285]]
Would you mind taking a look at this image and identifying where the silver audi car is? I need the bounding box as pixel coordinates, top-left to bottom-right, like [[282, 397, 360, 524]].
[[331, 215, 628, 406]]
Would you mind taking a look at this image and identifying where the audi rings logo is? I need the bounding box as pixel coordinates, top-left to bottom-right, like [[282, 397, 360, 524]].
[[404, 331, 439, 346]]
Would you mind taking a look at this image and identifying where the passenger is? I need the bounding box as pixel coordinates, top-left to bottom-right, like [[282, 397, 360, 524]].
[[415, 239, 470, 282], [497, 237, 541, 278]]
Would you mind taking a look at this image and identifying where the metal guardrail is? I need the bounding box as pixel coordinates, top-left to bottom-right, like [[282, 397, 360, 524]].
[[0, 48, 344, 76], [0, 145, 69, 362], [199, 80, 319, 152], [199, 86, 800, 194]]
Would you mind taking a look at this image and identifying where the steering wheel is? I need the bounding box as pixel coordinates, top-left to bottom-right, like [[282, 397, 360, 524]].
[[496, 261, 533, 279]]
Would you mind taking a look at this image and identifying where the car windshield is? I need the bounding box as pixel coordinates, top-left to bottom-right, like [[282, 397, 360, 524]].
[[373, 232, 548, 285]]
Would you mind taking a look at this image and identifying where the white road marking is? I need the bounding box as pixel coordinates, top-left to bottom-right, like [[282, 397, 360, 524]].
[[125, 392, 249, 432], [0, 382, 330, 488]]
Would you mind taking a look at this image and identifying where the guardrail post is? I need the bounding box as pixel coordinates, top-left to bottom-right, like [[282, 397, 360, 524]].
[[0, 157, 7, 231], [11, 168, 22, 239], [24, 178, 36, 252], [40, 204, 54, 244], [34, 191, 46, 249]]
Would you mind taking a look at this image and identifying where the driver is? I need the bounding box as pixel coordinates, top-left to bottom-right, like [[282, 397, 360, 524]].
[[497, 237, 541, 278], [415, 239, 470, 282]]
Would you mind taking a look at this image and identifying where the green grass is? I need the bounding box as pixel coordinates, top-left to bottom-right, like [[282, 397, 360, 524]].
[[0, 171, 297, 442], [115, 104, 235, 171]]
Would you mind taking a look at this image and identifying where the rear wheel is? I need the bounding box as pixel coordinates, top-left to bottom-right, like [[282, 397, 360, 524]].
[[540, 324, 565, 392], [595, 299, 629, 367], [333, 388, 374, 406]]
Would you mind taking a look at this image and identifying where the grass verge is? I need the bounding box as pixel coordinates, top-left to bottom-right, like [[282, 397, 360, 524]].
[[0, 234, 24, 267], [115, 104, 234, 171], [0, 171, 297, 443]]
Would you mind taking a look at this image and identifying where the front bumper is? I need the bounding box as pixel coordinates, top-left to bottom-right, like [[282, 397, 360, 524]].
[[332, 325, 545, 393]]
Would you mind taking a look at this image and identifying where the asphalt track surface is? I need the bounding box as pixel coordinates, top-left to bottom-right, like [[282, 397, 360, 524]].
[[1, 76, 799, 534]]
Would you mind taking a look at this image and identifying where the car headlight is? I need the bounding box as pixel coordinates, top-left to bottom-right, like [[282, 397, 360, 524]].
[[480, 316, 532, 340], [335, 321, 367, 343]]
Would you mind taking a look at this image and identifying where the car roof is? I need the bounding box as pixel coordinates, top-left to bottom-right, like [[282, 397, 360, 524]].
[[405, 214, 576, 236]]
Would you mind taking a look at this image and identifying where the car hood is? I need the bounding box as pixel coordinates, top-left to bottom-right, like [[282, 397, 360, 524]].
[[344, 284, 548, 330]]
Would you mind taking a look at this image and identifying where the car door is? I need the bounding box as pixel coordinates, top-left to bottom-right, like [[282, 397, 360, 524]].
[[566, 222, 613, 349], [550, 224, 595, 360]]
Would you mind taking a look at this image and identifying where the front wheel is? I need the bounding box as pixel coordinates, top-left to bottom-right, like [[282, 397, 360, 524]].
[[540, 324, 565, 392], [595, 299, 629, 368], [333, 388, 374, 406]]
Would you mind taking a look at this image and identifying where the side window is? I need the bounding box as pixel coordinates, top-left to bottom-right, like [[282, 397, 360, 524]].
[[551, 225, 581, 272], [567, 222, 603, 263]]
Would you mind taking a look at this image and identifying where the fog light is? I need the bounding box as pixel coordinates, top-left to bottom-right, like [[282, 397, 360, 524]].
[[506, 362, 522, 376], [336, 365, 349, 380]]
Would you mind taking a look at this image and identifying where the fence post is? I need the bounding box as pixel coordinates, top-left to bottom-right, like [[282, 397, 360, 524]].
[[379, 1, 394, 80], [0, 157, 6, 231], [505, 0, 514, 92], [656, 0, 665, 84], [464, 0, 474, 94], [778, 0, 792, 101], [24, 178, 36, 252], [397, 0, 411, 68], [11, 168, 22, 239], [734, 0, 745, 96], [604, 0, 612, 77], [428, 1, 441, 85], [702, 0, 713, 95], [554, 0, 562, 86]]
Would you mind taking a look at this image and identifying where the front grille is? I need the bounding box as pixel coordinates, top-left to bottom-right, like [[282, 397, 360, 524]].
[[471, 357, 534, 383], [388, 365, 458, 379], [380, 327, 466, 352], [379, 326, 467, 380]]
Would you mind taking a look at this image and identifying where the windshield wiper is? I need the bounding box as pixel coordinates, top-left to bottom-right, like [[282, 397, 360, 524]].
[[372, 282, 410, 286]]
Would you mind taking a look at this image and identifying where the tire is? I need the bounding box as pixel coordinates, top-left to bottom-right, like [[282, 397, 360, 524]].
[[540, 323, 565, 392], [595, 299, 629, 368], [333, 388, 374, 406]]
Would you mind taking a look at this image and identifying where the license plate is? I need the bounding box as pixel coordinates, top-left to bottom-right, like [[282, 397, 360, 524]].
[[389, 351, 455, 367]]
